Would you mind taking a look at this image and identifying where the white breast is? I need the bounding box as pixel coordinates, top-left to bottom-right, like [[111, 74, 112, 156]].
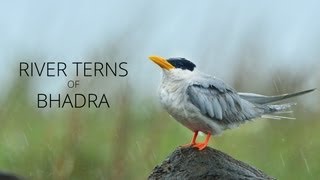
[[158, 71, 224, 135]]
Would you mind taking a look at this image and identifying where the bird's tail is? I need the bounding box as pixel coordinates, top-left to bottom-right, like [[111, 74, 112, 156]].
[[261, 103, 296, 120], [239, 88, 315, 105], [239, 88, 316, 120]]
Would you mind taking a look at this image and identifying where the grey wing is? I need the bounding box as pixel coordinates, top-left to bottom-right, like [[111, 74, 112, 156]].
[[187, 78, 262, 124]]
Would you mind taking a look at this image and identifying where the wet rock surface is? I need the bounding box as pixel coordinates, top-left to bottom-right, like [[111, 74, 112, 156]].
[[148, 146, 275, 180]]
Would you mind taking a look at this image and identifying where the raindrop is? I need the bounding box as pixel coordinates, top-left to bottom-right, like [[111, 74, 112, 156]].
[[273, 79, 279, 93], [300, 149, 312, 176], [135, 141, 142, 153], [152, 151, 157, 162], [22, 132, 29, 146], [279, 153, 285, 167]]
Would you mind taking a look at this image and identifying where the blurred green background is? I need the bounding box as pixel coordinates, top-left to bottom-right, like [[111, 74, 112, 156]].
[[1, 0, 320, 180]]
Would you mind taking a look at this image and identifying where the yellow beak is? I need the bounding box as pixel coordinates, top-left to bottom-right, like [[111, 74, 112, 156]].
[[149, 55, 175, 70]]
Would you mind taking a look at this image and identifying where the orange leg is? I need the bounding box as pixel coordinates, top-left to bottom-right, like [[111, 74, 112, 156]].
[[181, 131, 198, 147], [192, 133, 211, 150], [190, 131, 198, 145]]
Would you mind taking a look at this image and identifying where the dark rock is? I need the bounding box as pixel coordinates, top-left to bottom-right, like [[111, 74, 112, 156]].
[[0, 172, 23, 180], [148, 146, 275, 180]]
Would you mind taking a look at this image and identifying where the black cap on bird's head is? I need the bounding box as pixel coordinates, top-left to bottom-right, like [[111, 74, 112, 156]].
[[167, 57, 196, 71], [149, 55, 196, 71]]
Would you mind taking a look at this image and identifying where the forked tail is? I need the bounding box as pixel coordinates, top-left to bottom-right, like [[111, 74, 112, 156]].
[[239, 88, 316, 120], [238, 89, 315, 104]]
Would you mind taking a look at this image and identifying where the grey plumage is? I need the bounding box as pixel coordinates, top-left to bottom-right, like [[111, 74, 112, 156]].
[[151, 56, 315, 136], [238, 89, 316, 104], [187, 76, 315, 127]]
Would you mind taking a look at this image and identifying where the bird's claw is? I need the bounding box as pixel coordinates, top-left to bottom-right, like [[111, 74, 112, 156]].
[[180, 143, 196, 148], [192, 143, 207, 150]]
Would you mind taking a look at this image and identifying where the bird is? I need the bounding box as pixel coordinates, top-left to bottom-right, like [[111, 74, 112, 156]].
[[148, 55, 315, 150]]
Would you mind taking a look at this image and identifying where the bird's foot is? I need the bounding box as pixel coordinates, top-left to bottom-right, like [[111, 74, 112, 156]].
[[192, 133, 211, 150], [180, 131, 198, 148], [192, 142, 208, 150], [180, 142, 196, 148]]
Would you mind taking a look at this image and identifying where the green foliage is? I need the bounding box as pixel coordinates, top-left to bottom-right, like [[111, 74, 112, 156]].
[[0, 80, 319, 180]]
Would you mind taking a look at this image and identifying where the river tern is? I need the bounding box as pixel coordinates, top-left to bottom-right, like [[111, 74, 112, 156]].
[[149, 55, 315, 150]]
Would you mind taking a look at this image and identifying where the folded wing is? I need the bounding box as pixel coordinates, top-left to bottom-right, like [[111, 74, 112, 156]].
[[187, 77, 262, 124]]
